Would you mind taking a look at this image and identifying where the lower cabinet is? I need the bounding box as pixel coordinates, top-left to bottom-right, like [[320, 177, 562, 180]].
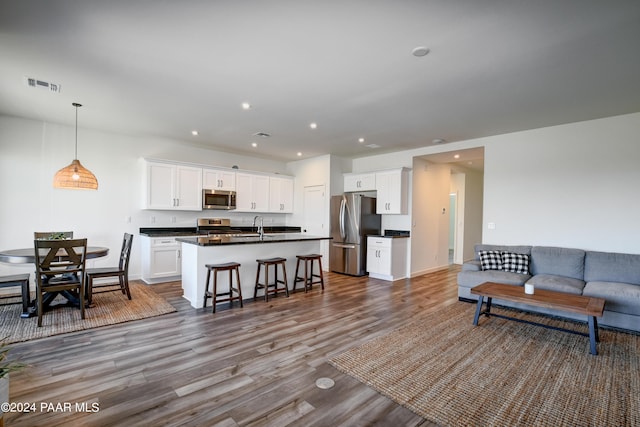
[[141, 236, 182, 284], [366, 236, 408, 281]]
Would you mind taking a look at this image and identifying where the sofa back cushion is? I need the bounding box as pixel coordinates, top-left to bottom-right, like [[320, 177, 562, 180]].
[[474, 244, 532, 261], [584, 251, 640, 285], [530, 246, 585, 280]]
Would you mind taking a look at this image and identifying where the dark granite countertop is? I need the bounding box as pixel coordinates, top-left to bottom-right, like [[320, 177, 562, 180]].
[[176, 234, 331, 246], [139, 226, 302, 237], [369, 230, 411, 239]]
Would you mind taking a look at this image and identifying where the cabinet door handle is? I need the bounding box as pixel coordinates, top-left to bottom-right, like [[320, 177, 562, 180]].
[[177, 250, 181, 258]]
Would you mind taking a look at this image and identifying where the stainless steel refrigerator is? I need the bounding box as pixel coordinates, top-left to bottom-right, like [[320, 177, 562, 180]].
[[330, 194, 381, 276]]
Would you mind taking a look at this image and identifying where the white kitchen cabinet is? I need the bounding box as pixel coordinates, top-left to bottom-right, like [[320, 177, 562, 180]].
[[203, 167, 236, 191], [269, 176, 294, 213], [366, 236, 408, 281], [235, 172, 270, 212], [344, 172, 376, 192], [141, 236, 182, 284], [145, 160, 202, 211], [376, 168, 409, 214]]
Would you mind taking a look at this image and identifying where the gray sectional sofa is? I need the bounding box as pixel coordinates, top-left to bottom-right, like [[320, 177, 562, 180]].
[[457, 244, 640, 332]]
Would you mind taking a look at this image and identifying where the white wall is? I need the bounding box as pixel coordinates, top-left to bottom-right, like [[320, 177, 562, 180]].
[[482, 113, 640, 252], [0, 115, 289, 279], [411, 159, 451, 276], [462, 169, 484, 261], [350, 111, 640, 256]]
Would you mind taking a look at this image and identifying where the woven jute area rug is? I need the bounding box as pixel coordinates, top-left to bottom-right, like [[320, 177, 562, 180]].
[[330, 302, 639, 427], [0, 282, 176, 344]]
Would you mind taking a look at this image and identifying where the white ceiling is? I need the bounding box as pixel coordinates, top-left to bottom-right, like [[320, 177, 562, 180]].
[[1, 1, 639, 162]]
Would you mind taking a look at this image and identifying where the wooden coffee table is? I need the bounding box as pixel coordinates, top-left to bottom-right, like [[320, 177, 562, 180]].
[[470, 282, 606, 355]]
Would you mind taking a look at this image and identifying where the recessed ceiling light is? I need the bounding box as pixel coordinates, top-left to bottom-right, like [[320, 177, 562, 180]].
[[358, 137, 365, 143], [432, 138, 446, 144], [412, 46, 430, 57], [251, 142, 258, 148], [191, 130, 199, 136], [242, 102, 251, 110], [297, 152, 302, 157], [310, 122, 317, 129], [454, 154, 460, 159]]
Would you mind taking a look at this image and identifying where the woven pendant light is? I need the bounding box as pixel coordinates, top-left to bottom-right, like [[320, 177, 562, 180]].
[[53, 102, 98, 190]]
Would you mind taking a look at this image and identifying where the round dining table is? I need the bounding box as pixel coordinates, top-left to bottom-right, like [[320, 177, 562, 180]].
[[0, 246, 109, 317], [0, 246, 110, 264]]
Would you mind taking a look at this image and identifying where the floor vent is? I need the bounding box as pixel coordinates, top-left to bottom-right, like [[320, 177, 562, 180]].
[[24, 76, 62, 93]]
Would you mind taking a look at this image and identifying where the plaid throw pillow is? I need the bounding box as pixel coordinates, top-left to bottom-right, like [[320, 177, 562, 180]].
[[502, 251, 530, 274], [478, 250, 503, 271]]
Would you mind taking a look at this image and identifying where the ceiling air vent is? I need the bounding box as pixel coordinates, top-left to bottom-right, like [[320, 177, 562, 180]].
[[23, 76, 62, 93]]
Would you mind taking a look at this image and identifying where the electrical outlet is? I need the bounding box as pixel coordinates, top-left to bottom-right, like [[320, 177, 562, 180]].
[[125, 216, 131, 223], [488, 222, 496, 229], [171, 216, 176, 223], [150, 216, 156, 224]]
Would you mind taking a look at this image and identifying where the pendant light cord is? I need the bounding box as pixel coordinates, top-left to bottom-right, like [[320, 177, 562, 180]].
[[72, 102, 82, 160]]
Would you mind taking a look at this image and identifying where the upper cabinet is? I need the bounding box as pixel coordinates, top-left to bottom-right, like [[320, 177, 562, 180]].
[[376, 168, 409, 214], [344, 172, 376, 192], [235, 172, 270, 212], [269, 176, 294, 213], [143, 159, 293, 213], [144, 160, 202, 211], [202, 168, 236, 191]]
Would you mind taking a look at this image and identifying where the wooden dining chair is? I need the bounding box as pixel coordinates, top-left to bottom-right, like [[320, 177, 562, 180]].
[[34, 238, 87, 327], [34, 231, 74, 240], [85, 233, 133, 305]]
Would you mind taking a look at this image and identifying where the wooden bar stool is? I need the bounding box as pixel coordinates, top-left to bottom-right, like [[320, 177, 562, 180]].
[[203, 262, 243, 313], [254, 257, 289, 301], [293, 254, 325, 292]]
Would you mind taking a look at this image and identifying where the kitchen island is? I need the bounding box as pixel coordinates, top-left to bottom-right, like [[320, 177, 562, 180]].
[[177, 234, 332, 308]]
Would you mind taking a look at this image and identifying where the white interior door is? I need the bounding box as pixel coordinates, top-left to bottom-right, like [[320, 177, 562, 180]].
[[303, 185, 328, 269]]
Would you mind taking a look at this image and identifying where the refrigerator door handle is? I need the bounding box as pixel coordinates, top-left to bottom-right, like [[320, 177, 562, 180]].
[[339, 198, 346, 240], [333, 243, 356, 249]]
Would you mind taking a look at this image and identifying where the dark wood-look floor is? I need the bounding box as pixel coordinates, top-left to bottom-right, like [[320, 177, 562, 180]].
[[7, 265, 461, 427]]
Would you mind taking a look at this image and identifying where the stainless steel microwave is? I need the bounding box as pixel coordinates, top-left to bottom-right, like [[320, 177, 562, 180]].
[[202, 189, 236, 210]]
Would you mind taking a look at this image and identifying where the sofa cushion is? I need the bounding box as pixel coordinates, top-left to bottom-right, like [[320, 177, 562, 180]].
[[529, 246, 585, 280], [583, 281, 640, 315], [475, 244, 532, 261], [502, 252, 530, 274], [461, 261, 481, 272], [457, 270, 530, 289], [526, 274, 585, 295], [479, 250, 503, 271], [584, 251, 640, 286]]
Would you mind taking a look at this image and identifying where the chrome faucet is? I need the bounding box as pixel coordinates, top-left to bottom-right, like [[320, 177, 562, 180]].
[[253, 215, 264, 239]]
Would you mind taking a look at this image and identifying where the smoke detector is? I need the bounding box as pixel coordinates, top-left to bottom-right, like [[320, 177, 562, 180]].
[[23, 76, 62, 93]]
